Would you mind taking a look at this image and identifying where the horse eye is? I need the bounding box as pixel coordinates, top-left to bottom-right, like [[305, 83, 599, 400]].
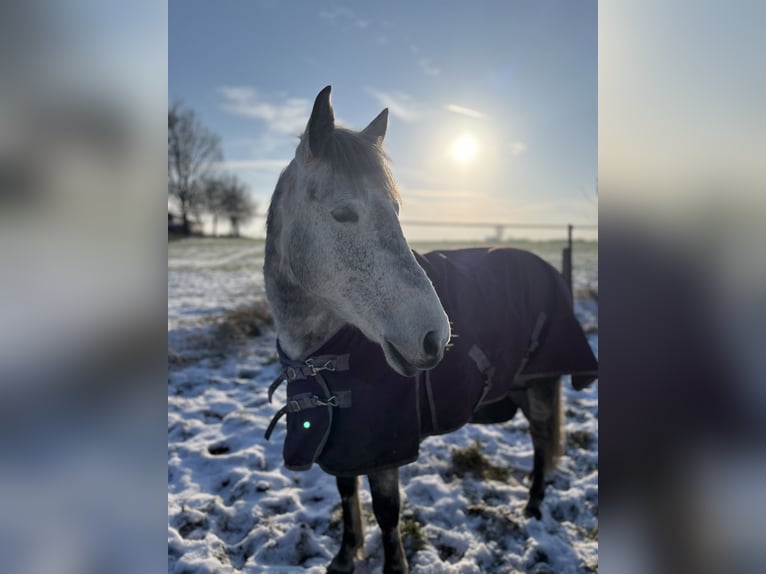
[[331, 206, 359, 223]]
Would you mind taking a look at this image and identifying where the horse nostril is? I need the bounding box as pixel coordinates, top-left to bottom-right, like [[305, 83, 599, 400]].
[[422, 330, 440, 358]]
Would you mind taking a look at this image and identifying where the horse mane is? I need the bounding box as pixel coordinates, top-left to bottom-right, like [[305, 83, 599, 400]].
[[307, 127, 401, 203]]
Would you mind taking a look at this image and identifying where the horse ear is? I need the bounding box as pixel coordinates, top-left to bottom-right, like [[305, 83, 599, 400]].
[[307, 85, 334, 157], [361, 108, 388, 144]]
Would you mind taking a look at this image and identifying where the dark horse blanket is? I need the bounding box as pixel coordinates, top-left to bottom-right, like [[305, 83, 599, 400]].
[[265, 247, 598, 476]]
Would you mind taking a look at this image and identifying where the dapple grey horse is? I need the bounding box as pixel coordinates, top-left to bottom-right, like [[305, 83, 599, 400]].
[[264, 86, 596, 574]]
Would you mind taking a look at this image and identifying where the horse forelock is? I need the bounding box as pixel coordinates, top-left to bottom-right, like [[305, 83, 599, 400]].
[[305, 127, 400, 203]]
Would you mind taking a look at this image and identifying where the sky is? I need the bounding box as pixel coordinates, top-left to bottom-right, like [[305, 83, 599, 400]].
[[169, 0, 597, 240]]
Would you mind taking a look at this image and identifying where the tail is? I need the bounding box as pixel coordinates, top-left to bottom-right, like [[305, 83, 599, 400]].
[[544, 377, 563, 474]]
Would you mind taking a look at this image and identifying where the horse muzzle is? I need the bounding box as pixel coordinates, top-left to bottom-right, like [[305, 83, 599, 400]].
[[382, 329, 448, 377]]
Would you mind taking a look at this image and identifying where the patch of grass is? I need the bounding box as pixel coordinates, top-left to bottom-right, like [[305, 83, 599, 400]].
[[213, 302, 273, 345], [574, 286, 598, 301], [168, 349, 186, 366], [580, 525, 599, 541], [583, 323, 598, 335], [328, 501, 376, 531], [451, 441, 511, 481], [567, 429, 594, 450], [183, 302, 274, 359], [466, 504, 522, 545], [401, 518, 427, 552], [328, 503, 343, 528], [211, 543, 230, 566]]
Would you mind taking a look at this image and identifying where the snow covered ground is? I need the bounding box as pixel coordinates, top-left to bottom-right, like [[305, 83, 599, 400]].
[[168, 238, 598, 573]]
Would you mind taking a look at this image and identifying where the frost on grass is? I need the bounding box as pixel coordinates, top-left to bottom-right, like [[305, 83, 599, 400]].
[[168, 238, 599, 573]]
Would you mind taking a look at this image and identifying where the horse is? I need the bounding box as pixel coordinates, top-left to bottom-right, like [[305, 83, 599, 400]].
[[263, 86, 597, 574]]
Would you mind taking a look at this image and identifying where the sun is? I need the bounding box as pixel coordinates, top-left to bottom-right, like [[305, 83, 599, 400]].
[[450, 134, 479, 164]]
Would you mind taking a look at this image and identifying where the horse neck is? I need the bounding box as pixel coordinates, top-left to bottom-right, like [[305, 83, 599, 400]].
[[264, 234, 345, 362]]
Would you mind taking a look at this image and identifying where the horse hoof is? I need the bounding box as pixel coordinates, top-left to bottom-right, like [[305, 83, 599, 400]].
[[525, 504, 542, 520], [327, 565, 354, 574], [327, 554, 355, 574]]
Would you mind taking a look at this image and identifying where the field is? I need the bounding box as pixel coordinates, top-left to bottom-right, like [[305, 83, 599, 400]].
[[168, 237, 598, 573]]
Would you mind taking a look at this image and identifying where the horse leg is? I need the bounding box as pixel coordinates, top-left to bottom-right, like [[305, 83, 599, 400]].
[[328, 475, 364, 574], [511, 376, 563, 519], [368, 468, 408, 574]]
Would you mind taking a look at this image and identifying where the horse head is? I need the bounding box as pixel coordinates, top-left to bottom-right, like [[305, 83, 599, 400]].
[[267, 86, 450, 376]]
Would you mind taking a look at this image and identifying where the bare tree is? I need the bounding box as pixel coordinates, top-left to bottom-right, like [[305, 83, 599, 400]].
[[200, 176, 226, 237], [219, 176, 255, 237], [168, 102, 223, 235]]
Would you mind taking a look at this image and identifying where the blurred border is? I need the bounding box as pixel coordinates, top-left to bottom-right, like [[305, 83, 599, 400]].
[[2, 1, 764, 573], [600, 1, 765, 573], [0, 2, 167, 573]]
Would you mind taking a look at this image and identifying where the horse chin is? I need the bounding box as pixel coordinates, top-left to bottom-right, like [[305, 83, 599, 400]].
[[382, 340, 419, 378]]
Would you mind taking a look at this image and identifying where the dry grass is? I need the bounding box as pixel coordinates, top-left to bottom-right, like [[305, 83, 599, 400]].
[[213, 302, 273, 344], [451, 441, 511, 482], [401, 518, 428, 552], [171, 302, 274, 362], [567, 429, 594, 450], [574, 286, 598, 301]]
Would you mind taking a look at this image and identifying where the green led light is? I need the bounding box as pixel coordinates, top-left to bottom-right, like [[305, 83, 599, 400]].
[[303, 421, 311, 429]]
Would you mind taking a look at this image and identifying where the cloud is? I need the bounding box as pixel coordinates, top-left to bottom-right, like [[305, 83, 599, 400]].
[[218, 86, 309, 134], [319, 8, 369, 29], [444, 104, 488, 120], [407, 45, 440, 76], [509, 141, 527, 156], [365, 88, 422, 122], [419, 58, 441, 76]]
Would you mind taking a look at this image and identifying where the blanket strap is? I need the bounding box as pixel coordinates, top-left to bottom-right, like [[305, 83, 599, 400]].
[[264, 405, 287, 440], [468, 345, 496, 384], [268, 354, 351, 403], [267, 374, 287, 404], [512, 312, 548, 388], [264, 390, 352, 440]]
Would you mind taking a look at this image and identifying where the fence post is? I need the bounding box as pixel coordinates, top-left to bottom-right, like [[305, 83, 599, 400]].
[[562, 224, 573, 299]]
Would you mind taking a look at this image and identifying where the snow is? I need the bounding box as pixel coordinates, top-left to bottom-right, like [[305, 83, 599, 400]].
[[168, 238, 598, 573]]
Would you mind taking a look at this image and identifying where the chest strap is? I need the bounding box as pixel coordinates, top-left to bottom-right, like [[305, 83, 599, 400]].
[[268, 353, 351, 403], [264, 390, 352, 440]]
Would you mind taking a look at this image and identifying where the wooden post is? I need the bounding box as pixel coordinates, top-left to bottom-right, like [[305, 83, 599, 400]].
[[562, 224, 573, 298]]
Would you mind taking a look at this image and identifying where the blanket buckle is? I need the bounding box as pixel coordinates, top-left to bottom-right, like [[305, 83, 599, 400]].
[[306, 358, 336, 376], [315, 395, 338, 407]]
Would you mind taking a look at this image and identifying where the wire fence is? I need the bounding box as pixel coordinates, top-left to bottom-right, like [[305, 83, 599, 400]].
[[250, 213, 597, 296], [399, 220, 598, 295]]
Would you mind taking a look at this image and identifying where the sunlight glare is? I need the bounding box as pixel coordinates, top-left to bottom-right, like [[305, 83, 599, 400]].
[[450, 134, 479, 164]]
